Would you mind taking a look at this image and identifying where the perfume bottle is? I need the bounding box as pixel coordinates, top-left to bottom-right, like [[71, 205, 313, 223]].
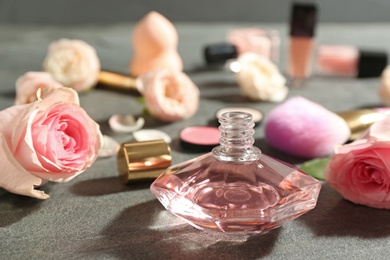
[[150, 112, 321, 234]]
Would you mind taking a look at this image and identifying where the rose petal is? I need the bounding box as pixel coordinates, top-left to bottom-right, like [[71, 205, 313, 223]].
[[0, 133, 49, 199], [133, 129, 172, 143], [108, 114, 145, 133], [99, 135, 119, 158]]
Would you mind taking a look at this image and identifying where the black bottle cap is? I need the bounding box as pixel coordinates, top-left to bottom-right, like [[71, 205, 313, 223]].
[[204, 43, 238, 65], [357, 50, 388, 78], [289, 3, 318, 37]]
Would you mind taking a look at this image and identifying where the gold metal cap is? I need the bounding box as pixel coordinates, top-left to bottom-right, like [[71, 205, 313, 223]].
[[117, 139, 172, 184], [336, 109, 385, 140]]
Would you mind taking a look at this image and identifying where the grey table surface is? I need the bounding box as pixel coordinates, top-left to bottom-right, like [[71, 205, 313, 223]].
[[1, 22, 390, 260]]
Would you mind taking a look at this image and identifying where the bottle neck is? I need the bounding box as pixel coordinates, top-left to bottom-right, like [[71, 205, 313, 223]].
[[212, 112, 261, 163]]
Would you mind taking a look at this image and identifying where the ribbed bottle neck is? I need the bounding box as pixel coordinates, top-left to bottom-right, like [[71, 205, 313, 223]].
[[212, 112, 261, 162]]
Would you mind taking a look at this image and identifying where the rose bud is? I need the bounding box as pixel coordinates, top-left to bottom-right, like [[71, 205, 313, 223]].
[[15, 71, 64, 105], [0, 87, 102, 199], [43, 39, 101, 92], [139, 69, 199, 122], [234, 53, 288, 102]]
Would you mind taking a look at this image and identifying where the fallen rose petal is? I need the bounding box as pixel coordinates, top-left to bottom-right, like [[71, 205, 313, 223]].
[[99, 135, 119, 158], [133, 129, 172, 143], [108, 114, 145, 133]]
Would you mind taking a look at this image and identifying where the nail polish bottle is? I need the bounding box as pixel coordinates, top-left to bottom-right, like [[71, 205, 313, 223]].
[[316, 45, 388, 78], [150, 112, 321, 234], [288, 2, 318, 79]]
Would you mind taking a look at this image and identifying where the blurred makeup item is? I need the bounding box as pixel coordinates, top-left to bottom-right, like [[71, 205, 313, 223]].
[[180, 126, 221, 152], [203, 28, 280, 67], [379, 65, 390, 105], [130, 11, 183, 76], [316, 45, 388, 78], [336, 108, 390, 140], [264, 96, 350, 158], [97, 71, 142, 92], [216, 107, 264, 126], [203, 43, 238, 66], [227, 28, 280, 64], [288, 2, 318, 79], [117, 139, 172, 184]]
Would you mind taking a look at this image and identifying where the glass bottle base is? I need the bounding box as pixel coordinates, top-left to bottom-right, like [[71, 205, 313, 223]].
[[150, 153, 321, 234]]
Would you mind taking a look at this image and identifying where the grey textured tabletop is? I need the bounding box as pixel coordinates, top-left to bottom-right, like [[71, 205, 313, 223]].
[[1, 22, 390, 260]]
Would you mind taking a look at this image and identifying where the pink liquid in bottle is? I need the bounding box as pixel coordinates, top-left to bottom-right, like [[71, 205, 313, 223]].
[[151, 112, 321, 234]]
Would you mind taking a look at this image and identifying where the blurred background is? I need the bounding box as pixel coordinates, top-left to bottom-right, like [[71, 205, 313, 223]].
[[1, 0, 390, 24]]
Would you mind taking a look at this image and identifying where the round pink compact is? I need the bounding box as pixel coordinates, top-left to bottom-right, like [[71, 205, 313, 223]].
[[180, 126, 221, 152]]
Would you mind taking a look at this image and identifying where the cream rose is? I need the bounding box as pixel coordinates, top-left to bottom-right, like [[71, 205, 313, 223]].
[[0, 87, 102, 199], [234, 53, 288, 102], [139, 69, 199, 122], [43, 39, 100, 92], [325, 116, 390, 209], [15, 71, 64, 105]]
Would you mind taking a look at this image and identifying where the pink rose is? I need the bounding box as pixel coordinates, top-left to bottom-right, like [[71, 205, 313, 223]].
[[324, 116, 390, 209], [139, 69, 199, 122], [0, 87, 102, 199], [15, 71, 64, 105], [43, 39, 101, 92]]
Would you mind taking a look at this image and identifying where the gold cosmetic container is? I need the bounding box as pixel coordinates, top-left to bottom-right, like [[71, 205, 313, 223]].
[[117, 139, 172, 183], [97, 71, 141, 92], [336, 109, 387, 140]]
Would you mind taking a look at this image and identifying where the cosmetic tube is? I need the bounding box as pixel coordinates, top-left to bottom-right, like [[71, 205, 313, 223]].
[[316, 45, 388, 78], [288, 2, 318, 79]]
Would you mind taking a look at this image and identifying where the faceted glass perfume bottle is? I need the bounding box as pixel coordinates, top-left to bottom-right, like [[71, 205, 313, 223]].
[[150, 112, 321, 234]]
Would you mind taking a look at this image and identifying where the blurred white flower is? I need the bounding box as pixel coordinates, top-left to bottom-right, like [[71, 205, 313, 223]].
[[43, 39, 100, 92], [235, 53, 288, 102]]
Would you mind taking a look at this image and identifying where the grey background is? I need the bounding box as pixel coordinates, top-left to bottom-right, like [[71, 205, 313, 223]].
[[1, 20, 390, 260], [2, 0, 390, 24], [2, 1, 390, 259]]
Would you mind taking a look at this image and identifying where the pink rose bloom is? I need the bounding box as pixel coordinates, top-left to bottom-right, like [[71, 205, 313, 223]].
[[139, 69, 199, 122], [15, 71, 64, 105], [0, 87, 102, 199], [43, 39, 101, 92], [325, 116, 390, 209]]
